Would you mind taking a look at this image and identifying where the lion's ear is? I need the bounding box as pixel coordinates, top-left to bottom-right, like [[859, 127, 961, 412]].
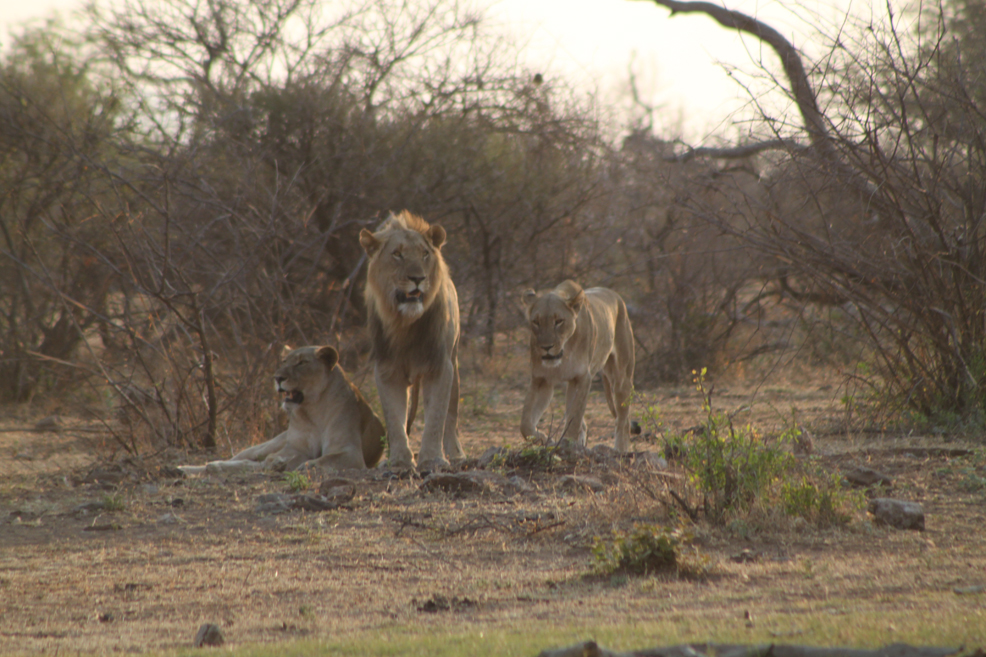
[[522, 289, 538, 311], [280, 344, 294, 359], [359, 228, 380, 256], [315, 346, 339, 370], [426, 224, 446, 249]]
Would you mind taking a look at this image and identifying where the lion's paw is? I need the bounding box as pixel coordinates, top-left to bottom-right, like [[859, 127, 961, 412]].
[[416, 457, 451, 474]]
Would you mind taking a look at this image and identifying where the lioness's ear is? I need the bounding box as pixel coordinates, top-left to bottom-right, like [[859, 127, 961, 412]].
[[568, 289, 586, 313], [315, 346, 339, 370], [426, 224, 446, 249], [359, 228, 380, 256], [522, 289, 538, 311], [280, 344, 294, 359], [557, 280, 586, 313]]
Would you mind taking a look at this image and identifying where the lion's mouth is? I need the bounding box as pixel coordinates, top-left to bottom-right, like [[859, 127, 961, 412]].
[[280, 389, 304, 405], [541, 351, 563, 362], [396, 290, 423, 304]]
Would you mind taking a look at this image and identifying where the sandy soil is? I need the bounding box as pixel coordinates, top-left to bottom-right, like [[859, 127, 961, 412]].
[[1, 366, 985, 655]]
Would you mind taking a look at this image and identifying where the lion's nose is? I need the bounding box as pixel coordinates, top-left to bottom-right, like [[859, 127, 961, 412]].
[[408, 275, 425, 286], [274, 376, 285, 385], [540, 345, 553, 354]]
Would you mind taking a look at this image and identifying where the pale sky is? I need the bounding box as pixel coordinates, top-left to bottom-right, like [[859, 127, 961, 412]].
[[0, 0, 878, 141]]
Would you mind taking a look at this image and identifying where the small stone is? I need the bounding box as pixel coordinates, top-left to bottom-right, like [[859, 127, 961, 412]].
[[72, 501, 107, 517], [476, 446, 507, 469], [867, 497, 925, 531], [34, 415, 62, 432], [423, 471, 510, 495], [255, 493, 293, 514], [953, 585, 985, 595], [845, 467, 894, 489], [193, 623, 224, 647], [507, 476, 534, 494], [633, 451, 669, 470], [319, 478, 356, 503], [557, 475, 605, 493]]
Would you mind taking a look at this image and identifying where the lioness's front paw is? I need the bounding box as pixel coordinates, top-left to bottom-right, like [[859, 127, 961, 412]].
[[386, 456, 415, 472]]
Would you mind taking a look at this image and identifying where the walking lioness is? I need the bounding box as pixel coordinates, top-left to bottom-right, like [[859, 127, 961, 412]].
[[520, 280, 635, 453]]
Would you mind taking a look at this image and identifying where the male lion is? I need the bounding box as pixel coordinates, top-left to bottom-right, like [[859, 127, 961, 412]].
[[179, 346, 384, 475], [359, 210, 464, 471], [520, 280, 635, 453]]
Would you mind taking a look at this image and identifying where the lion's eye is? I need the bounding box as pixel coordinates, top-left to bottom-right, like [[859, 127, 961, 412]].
[[423, 251, 430, 260], [532, 320, 540, 328], [554, 319, 563, 328], [392, 250, 403, 261]]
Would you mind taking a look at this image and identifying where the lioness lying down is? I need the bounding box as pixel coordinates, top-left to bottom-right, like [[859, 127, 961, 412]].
[[179, 346, 384, 476], [521, 280, 635, 453]]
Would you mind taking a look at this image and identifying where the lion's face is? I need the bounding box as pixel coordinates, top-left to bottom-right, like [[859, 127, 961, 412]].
[[523, 282, 586, 368], [361, 213, 447, 321], [273, 346, 339, 410]]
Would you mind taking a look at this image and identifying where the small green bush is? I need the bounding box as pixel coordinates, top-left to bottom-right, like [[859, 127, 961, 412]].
[[284, 471, 311, 492], [780, 473, 862, 526], [591, 524, 709, 578]]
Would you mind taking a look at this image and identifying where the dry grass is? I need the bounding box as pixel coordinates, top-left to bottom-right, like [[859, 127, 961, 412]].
[[1, 353, 985, 655]]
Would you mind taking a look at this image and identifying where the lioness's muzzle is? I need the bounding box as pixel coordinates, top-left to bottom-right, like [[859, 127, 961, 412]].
[[281, 389, 304, 404]]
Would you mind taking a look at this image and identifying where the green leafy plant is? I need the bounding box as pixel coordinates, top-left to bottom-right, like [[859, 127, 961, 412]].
[[591, 523, 710, 578], [780, 473, 862, 526], [284, 471, 311, 493], [102, 494, 126, 513], [681, 369, 795, 524], [490, 437, 560, 472]]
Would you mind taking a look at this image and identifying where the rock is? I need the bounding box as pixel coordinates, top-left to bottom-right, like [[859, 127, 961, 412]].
[[415, 594, 477, 613], [319, 478, 356, 503], [290, 494, 341, 512], [633, 451, 669, 470], [255, 493, 293, 514], [506, 475, 534, 495], [420, 471, 509, 495], [867, 497, 925, 531], [845, 467, 893, 489], [953, 585, 985, 595], [72, 501, 107, 517], [590, 444, 619, 461], [34, 415, 62, 432], [557, 475, 605, 493], [476, 446, 508, 469], [193, 623, 224, 647]]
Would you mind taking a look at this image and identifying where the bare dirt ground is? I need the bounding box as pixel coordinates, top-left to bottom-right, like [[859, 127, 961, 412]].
[[2, 354, 985, 655]]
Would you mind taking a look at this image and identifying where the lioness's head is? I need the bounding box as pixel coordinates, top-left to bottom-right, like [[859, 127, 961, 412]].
[[273, 345, 339, 410], [360, 210, 448, 321], [522, 280, 586, 368]]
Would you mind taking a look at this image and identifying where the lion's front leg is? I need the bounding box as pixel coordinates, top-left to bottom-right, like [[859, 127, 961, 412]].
[[418, 360, 455, 469], [521, 377, 553, 443], [561, 377, 591, 452], [376, 368, 414, 470]]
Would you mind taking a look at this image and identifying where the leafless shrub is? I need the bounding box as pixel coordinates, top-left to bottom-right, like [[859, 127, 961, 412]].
[[648, 0, 986, 428]]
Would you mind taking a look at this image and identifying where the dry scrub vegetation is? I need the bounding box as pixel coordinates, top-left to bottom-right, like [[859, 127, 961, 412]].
[[3, 0, 986, 653]]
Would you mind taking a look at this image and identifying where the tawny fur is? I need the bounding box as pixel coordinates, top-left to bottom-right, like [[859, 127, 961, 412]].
[[520, 280, 635, 453], [359, 210, 464, 470], [178, 346, 384, 476]]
